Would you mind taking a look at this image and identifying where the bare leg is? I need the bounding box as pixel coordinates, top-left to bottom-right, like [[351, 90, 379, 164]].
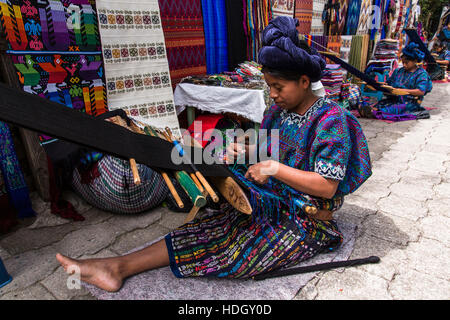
[[56, 239, 170, 292]]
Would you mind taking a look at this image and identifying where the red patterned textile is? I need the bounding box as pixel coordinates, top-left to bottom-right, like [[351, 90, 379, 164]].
[[158, 0, 207, 88], [294, 0, 313, 35]]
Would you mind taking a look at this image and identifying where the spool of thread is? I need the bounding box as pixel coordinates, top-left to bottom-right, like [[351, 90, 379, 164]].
[[175, 171, 207, 208]]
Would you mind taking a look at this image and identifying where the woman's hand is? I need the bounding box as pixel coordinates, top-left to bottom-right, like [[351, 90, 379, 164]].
[[245, 160, 279, 184], [225, 142, 246, 163]]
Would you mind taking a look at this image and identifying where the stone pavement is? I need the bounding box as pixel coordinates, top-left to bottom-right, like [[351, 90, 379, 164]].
[[0, 83, 449, 300]]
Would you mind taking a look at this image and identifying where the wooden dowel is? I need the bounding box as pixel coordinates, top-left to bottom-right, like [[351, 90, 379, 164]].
[[129, 159, 141, 185], [161, 173, 184, 209], [131, 120, 184, 209], [165, 127, 220, 203], [108, 116, 141, 185], [190, 173, 204, 192]]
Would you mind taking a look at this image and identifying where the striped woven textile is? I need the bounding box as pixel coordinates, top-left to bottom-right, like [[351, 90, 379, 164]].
[[71, 155, 168, 214], [158, 0, 207, 87], [245, 0, 272, 62], [165, 203, 343, 279], [294, 0, 313, 35]]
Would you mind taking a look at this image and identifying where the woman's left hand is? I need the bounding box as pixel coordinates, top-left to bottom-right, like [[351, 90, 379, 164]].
[[245, 160, 279, 184]]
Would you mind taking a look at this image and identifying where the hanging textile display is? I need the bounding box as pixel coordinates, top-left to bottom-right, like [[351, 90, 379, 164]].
[[96, 0, 181, 136], [344, 0, 361, 35], [337, 0, 350, 35], [0, 121, 35, 219], [340, 35, 353, 77], [294, 0, 313, 35], [271, 0, 295, 18], [407, 0, 418, 29], [0, 0, 108, 145], [310, 0, 326, 35], [357, 0, 372, 35], [243, 0, 272, 62], [158, 0, 207, 87], [389, 0, 400, 38], [326, 35, 342, 64], [395, 0, 406, 35], [201, 0, 229, 74], [402, 0, 412, 31]]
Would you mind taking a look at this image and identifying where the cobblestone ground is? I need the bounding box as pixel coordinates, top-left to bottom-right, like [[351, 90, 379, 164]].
[[0, 83, 449, 300]]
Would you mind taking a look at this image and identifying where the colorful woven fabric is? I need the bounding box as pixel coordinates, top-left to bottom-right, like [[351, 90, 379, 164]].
[[0, 0, 107, 145], [158, 0, 207, 87], [165, 97, 371, 279], [71, 155, 168, 214], [344, 0, 361, 35], [0, 122, 35, 219], [337, 0, 350, 35], [310, 0, 326, 35], [357, 0, 372, 35], [244, 0, 272, 62], [294, 0, 313, 35], [326, 35, 342, 64]]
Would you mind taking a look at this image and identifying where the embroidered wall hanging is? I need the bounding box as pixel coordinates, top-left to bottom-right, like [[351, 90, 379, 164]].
[[271, 0, 295, 19], [96, 0, 181, 137], [310, 0, 326, 35], [0, 0, 108, 145]]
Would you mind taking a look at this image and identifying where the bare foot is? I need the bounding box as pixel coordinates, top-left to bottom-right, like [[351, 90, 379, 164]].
[[56, 253, 123, 292]]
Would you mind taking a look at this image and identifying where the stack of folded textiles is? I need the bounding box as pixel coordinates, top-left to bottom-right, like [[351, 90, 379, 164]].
[[322, 64, 345, 101], [373, 39, 399, 60], [365, 39, 400, 78]]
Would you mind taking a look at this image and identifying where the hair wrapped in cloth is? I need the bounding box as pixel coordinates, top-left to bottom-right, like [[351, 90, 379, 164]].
[[402, 42, 426, 62], [258, 17, 326, 82]]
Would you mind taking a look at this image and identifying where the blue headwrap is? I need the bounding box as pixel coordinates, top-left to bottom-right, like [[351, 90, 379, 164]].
[[258, 17, 326, 82], [402, 42, 426, 62]]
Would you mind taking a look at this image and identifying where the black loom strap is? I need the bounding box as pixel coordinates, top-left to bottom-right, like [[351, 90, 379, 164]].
[[0, 83, 235, 178], [322, 53, 391, 94], [253, 256, 380, 281]]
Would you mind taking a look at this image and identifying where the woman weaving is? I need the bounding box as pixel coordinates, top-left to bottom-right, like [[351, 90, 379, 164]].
[[359, 42, 433, 120], [55, 17, 372, 292]]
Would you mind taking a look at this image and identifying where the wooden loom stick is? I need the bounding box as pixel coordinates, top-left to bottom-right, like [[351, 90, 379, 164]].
[[141, 125, 206, 208], [164, 127, 220, 203], [127, 118, 252, 215], [184, 131, 253, 215], [127, 121, 184, 209], [108, 116, 141, 185]]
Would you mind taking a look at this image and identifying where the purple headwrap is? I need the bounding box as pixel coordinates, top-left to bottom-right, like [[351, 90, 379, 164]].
[[402, 42, 426, 62], [258, 17, 326, 82]]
